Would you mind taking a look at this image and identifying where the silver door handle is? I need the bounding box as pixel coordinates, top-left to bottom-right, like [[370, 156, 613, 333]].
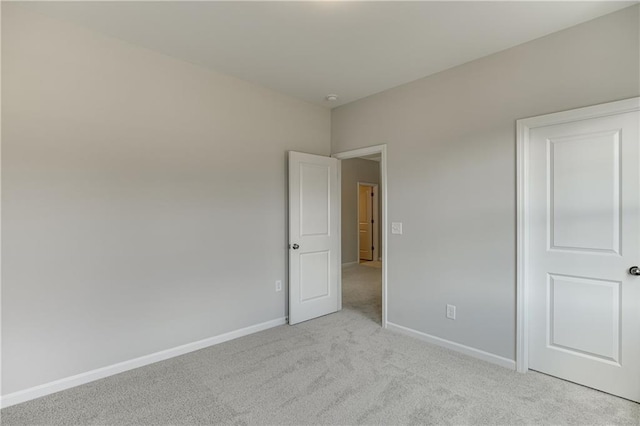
[[290, 244, 300, 250], [630, 266, 640, 276]]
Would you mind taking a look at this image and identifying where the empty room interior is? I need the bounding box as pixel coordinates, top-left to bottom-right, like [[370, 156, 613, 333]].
[[1, 1, 640, 425]]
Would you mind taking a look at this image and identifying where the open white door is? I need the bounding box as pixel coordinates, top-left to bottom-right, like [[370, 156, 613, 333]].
[[524, 98, 640, 402], [288, 151, 339, 325]]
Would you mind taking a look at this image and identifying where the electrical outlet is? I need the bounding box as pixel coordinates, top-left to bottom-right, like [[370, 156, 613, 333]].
[[446, 304, 456, 320], [275, 280, 283, 292]]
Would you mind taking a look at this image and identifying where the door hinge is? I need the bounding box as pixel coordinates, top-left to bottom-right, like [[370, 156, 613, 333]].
[[371, 192, 374, 197], [372, 246, 375, 250], [371, 219, 374, 224]]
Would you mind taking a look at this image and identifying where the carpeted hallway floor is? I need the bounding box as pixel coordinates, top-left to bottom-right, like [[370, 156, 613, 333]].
[[2, 264, 639, 425]]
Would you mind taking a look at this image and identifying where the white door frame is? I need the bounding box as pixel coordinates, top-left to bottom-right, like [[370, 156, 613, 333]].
[[357, 182, 379, 262], [515, 97, 640, 373], [332, 144, 388, 327]]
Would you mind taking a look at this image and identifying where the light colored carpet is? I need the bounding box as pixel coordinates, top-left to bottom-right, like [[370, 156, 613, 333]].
[[359, 260, 382, 269], [2, 265, 638, 425]]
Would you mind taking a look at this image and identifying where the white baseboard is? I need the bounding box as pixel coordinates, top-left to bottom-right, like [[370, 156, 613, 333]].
[[385, 321, 516, 370], [1, 317, 287, 409], [342, 261, 358, 267]]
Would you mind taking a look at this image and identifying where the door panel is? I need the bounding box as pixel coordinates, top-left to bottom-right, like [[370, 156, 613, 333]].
[[528, 103, 639, 402], [300, 163, 330, 236], [549, 130, 620, 253], [299, 251, 330, 301], [288, 151, 339, 325], [548, 274, 620, 363]]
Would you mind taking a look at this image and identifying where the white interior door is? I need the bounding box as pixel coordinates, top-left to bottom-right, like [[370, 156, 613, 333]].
[[527, 100, 640, 402], [288, 151, 339, 325]]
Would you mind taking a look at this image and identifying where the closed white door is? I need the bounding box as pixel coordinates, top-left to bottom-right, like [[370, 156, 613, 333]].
[[359, 185, 373, 261], [288, 151, 339, 325], [527, 99, 640, 402]]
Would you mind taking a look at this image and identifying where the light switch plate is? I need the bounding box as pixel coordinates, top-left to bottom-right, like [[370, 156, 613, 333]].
[[391, 222, 403, 234]]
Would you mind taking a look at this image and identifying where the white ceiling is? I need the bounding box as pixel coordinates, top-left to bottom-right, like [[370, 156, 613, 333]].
[[20, 1, 636, 108]]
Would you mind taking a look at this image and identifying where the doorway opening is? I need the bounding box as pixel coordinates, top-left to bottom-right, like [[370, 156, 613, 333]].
[[333, 145, 387, 327]]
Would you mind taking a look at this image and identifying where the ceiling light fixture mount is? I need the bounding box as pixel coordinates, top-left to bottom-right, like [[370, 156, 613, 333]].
[[325, 94, 339, 102]]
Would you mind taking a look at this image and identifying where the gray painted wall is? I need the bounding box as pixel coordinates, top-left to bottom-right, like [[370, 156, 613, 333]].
[[331, 6, 640, 360], [1, 5, 330, 395], [340, 158, 380, 264]]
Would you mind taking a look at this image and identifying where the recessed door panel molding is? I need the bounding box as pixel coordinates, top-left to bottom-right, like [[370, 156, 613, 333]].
[[299, 163, 331, 237], [518, 97, 640, 402], [299, 251, 330, 302], [547, 129, 621, 254], [548, 274, 620, 364]]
